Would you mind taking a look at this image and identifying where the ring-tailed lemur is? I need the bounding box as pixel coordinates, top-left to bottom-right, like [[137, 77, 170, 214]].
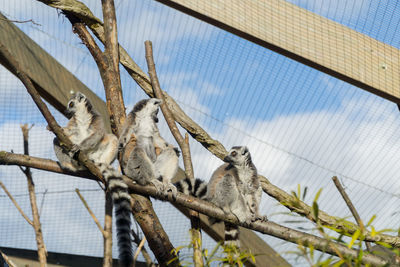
[[176, 146, 266, 247], [53, 92, 133, 266], [119, 98, 179, 197], [208, 146, 267, 246]]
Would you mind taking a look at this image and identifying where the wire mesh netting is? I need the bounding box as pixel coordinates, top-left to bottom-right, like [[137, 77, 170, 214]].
[[1, 0, 400, 266]]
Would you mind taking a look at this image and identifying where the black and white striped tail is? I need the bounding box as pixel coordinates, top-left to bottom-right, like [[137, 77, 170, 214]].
[[174, 177, 207, 199], [224, 222, 240, 247], [98, 163, 133, 267]]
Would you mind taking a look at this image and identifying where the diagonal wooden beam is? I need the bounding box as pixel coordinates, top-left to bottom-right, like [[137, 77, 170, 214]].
[[156, 0, 400, 104]]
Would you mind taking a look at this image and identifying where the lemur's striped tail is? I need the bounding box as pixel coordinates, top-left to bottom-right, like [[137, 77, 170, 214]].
[[224, 222, 240, 247], [175, 177, 207, 199], [98, 163, 132, 267]]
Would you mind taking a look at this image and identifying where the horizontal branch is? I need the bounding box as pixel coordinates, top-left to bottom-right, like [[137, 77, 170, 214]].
[[0, 152, 391, 266]]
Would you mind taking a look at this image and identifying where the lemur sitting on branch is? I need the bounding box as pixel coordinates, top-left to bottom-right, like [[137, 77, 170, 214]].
[[53, 92, 133, 267], [176, 146, 267, 247], [118, 98, 179, 197]]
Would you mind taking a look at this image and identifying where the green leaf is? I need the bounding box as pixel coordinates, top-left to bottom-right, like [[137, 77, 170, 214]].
[[309, 244, 314, 261], [312, 201, 319, 222], [366, 215, 376, 227], [302, 186, 308, 200], [332, 259, 345, 267], [348, 229, 361, 248], [297, 184, 301, 200], [314, 188, 323, 203]]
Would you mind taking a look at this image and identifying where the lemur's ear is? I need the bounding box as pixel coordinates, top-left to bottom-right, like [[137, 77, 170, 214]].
[[242, 146, 249, 155], [76, 92, 86, 102]]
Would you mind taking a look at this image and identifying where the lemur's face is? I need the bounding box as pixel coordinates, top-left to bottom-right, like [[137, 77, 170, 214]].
[[142, 98, 162, 122], [223, 146, 250, 165], [66, 92, 87, 116]]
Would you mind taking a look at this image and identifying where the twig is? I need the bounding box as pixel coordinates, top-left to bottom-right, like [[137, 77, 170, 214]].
[[39, 189, 48, 217], [332, 176, 372, 252], [20, 124, 47, 266], [133, 236, 147, 266], [75, 188, 106, 236], [144, 41, 194, 183], [0, 153, 389, 266], [131, 229, 155, 267], [0, 17, 41, 26], [0, 181, 33, 226], [145, 40, 203, 267], [0, 249, 17, 267]]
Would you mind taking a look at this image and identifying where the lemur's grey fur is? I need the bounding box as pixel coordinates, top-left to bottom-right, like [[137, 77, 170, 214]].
[[208, 146, 266, 247], [119, 98, 179, 197], [53, 92, 118, 171], [176, 146, 266, 247], [53, 92, 132, 267]]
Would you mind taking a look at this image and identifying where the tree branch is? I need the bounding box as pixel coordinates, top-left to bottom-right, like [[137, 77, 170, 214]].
[[103, 191, 113, 267], [0, 249, 17, 267], [0, 180, 33, 225], [20, 124, 47, 267], [145, 40, 203, 267], [332, 176, 372, 252], [75, 188, 106, 236], [131, 229, 156, 267], [0, 153, 390, 266]]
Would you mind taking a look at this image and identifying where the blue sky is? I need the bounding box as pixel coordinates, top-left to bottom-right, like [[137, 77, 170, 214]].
[[1, 0, 400, 265]]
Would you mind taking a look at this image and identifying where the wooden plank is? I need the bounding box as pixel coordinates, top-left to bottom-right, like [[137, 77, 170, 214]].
[[156, 0, 400, 103], [0, 14, 289, 266], [0, 12, 111, 131]]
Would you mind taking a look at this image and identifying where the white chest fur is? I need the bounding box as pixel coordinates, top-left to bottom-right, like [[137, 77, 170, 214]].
[[71, 109, 93, 143], [135, 116, 156, 137]]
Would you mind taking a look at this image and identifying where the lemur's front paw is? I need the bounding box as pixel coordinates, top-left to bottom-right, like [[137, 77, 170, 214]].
[[165, 183, 177, 201], [151, 180, 165, 198], [251, 214, 268, 222]]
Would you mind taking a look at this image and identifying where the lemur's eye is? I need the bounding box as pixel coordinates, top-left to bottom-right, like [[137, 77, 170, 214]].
[[231, 151, 237, 157], [69, 102, 74, 108]]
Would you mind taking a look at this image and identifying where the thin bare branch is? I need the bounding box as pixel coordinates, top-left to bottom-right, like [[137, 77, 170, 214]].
[[20, 124, 47, 266], [332, 176, 372, 252], [75, 188, 106, 236], [144, 41, 194, 182], [0, 153, 390, 266], [0, 17, 41, 26], [0, 249, 17, 267], [133, 236, 147, 266], [145, 40, 203, 266], [0, 181, 33, 225], [131, 229, 156, 267]]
